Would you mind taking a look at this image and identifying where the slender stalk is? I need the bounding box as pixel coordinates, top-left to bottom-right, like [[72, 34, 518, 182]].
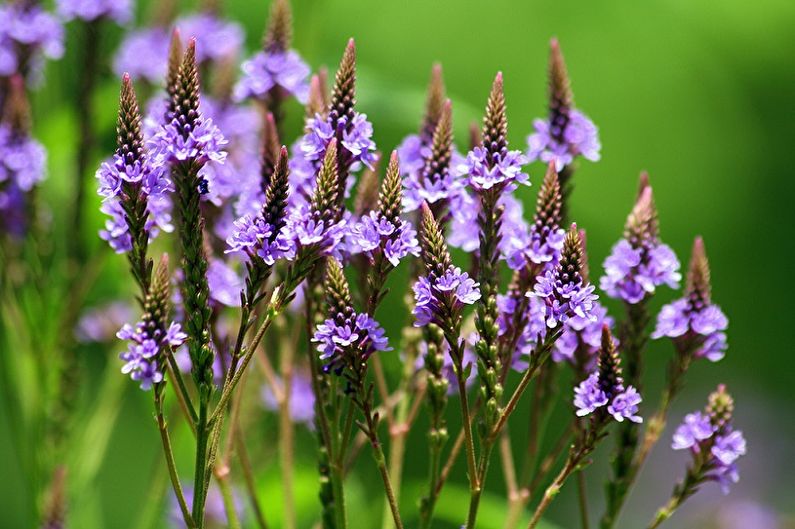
[[155, 386, 195, 529], [279, 326, 297, 529], [216, 467, 242, 529], [576, 471, 590, 529], [235, 435, 269, 529], [192, 398, 210, 528]]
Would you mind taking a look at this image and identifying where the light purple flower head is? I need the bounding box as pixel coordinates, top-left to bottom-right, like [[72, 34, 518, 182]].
[[460, 146, 529, 192], [0, 122, 46, 236], [313, 312, 390, 375], [526, 110, 600, 171], [177, 13, 244, 63], [413, 267, 481, 328], [349, 211, 420, 267], [0, 4, 64, 78], [300, 112, 377, 171], [234, 50, 310, 103], [113, 28, 170, 82], [671, 411, 714, 451], [117, 320, 187, 390], [56, 0, 132, 24], [529, 227, 598, 329], [652, 237, 728, 361], [600, 184, 681, 304]]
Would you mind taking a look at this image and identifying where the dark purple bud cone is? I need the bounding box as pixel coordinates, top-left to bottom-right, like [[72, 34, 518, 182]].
[[329, 39, 356, 129], [533, 162, 563, 232], [419, 202, 453, 275], [422, 99, 453, 186], [378, 151, 403, 225], [597, 324, 623, 397], [166, 28, 183, 115], [686, 236, 711, 307], [482, 72, 508, 161], [559, 224, 586, 287], [420, 63, 446, 143], [264, 0, 292, 53], [310, 138, 341, 224], [548, 37, 573, 146], [324, 257, 354, 322], [624, 175, 659, 247]]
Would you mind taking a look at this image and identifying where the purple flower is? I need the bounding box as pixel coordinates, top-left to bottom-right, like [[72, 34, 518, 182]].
[[234, 50, 310, 103], [300, 112, 377, 171], [459, 146, 529, 192], [396, 134, 429, 182], [286, 207, 347, 256], [573, 373, 608, 416], [530, 267, 598, 329], [313, 312, 390, 374], [526, 110, 600, 171], [226, 214, 295, 265], [504, 222, 566, 271], [0, 124, 46, 235], [151, 115, 228, 167], [607, 386, 643, 423], [261, 371, 316, 428], [552, 301, 615, 365], [113, 28, 170, 82], [117, 320, 187, 390], [177, 13, 244, 64], [349, 211, 419, 266], [670, 387, 746, 494], [600, 239, 681, 304], [448, 191, 527, 255], [653, 298, 728, 361], [0, 4, 63, 78], [671, 411, 714, 451], [413, 267, 481, 328], [711, 430, 747, 467], [56, 0, 132, 24]]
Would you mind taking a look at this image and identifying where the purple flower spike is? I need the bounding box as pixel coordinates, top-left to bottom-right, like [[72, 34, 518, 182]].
[[653, 237, 728, 361], [0, 3, 63, 79], [671, 411, 714, 451], [530, 226, 598, 328], [600, 180, 681, 304]]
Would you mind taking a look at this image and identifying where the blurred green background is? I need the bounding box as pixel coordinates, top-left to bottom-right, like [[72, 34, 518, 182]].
[[2, 0, 794, 528]]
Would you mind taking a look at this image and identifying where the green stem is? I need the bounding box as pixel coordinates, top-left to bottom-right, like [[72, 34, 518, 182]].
[[192, 398, 209, 528], [155, 386, 195, 529], [216, 470, 242, 529]]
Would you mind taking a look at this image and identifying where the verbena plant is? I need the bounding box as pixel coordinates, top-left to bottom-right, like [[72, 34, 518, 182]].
[[0, 1, 745, 528]]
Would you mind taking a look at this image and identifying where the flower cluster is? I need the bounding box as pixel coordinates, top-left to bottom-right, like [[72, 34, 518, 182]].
[[0, 123, 46, 235], [235, 50, 310, 103], [527, 110, 600, 171], [652, 237, 728, 361], [600, 183, 681, 304], [56, 0, 132, 24], [461, 146, 529, 192], [350, 211, 419, 266], [118, 320, 186, 390], [530, 226, 598, 328], [301, 111, 376, 171], [526, 39, 600, 171], [413, 267, 482, 328], [313, 259, 390, 374], [0, 3, 63, 78], [573, 326, 642, 423], [226, 214, 295, 264], [99, 193, 173, 253], [671, 385, 746, 493]]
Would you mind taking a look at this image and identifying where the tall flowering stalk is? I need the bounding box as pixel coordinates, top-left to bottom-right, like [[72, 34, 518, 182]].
[[526, 38, 600, 222], [601, 176, 681, 528], [648, 385, 745, 528]]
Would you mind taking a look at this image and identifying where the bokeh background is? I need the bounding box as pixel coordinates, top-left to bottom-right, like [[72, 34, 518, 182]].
[[2, 0, 794, 528]]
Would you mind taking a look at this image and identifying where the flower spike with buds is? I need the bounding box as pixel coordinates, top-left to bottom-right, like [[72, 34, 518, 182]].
[[312, 258, 390, 375], [526, 38, 600, 172], [648, 386, 746, 528], [530, 225, 598, 328], [234, 0, 310, 105], [300, 39, 377, 200], [350, 151, 420, 268], [117, 256, 187, 390], [601, 176, 681, 304], [652, 237, 728, 361], [56, 0, 132, 24], [0, 3, 63, 84], [413, 203, 481, 331]]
